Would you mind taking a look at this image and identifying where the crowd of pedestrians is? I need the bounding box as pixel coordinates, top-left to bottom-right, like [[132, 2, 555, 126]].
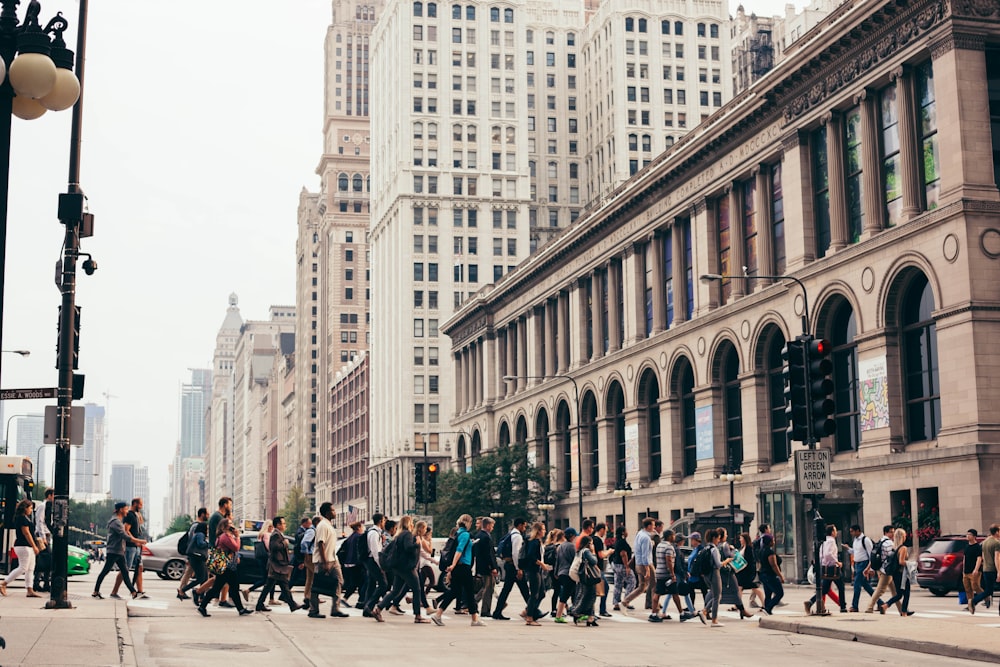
[[78, 495, 1000, 629]]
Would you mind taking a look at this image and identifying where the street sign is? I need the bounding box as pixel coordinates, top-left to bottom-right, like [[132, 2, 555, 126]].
[[43, 405, 85, 445], [0, 387, 57, 400], [795, 448, 832, 494]]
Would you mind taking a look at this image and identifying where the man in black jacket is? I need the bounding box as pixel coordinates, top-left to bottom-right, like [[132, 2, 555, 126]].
[[473, 517, 499, 617]]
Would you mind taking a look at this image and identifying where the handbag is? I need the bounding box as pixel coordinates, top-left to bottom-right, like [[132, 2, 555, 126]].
[[207, 547, 233, 576], [730, 549, 748, 573], [821, 564, 841, 580], [582, 560, 602, 585]]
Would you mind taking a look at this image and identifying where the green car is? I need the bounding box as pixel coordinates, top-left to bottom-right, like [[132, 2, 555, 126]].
[[67, 545, 90, 576]]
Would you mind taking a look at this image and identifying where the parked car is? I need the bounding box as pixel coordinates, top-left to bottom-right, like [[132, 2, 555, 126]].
[[143, 531, 186, 581], [9, 544, 90, 576], [917, 534, 985, 596]]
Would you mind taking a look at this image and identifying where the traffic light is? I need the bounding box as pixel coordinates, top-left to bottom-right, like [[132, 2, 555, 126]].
[[783, 337, 809, 442], [426, 462, 439, 503], [809, 338, 836, 439], [414, 462, 426, 504], [56, 305, 81, 370]]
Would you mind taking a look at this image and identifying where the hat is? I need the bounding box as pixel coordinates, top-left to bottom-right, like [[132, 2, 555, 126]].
[[688, 531, 702, 542], [564, 527, 578, 538], [114, 501, 128, 511], [674, 534, 686, 541]]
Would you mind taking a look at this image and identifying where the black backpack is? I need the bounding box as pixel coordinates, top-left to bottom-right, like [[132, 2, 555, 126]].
[[870, 537, 887, 571], [439, 535, 457, 568], [357, 527, 378, 561], [517, 538, 529, 565], [697, 543, 716, 577], [177, 525, 191, 556], [381, 536, 400, 570], [497, 531, 514, 559]]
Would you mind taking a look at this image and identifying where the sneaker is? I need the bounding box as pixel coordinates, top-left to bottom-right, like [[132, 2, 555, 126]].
[[136, 592, 150, 600], [612, 604, 621, 611], [803, 601, 812, 615], [647, 614, 663, 623], [109, 593, 122, 600], [619, 605, 630, 616], [431, 614, 444, 626], [599, 611, 613, 618], [389, 605, 405, 616], [492, 613, 510, 620], [470, 619, 486, 627], [554, 616, 567, 623]]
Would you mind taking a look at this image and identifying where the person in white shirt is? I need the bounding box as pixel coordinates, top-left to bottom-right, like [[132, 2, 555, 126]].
[[361, 513, 388, 617], [849, 524, 875, 612], [804, 524, 842, 615], [309, 502, 348, 618]]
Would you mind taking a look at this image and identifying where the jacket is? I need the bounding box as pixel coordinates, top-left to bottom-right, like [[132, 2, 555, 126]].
[[268, 530, 293, 580]]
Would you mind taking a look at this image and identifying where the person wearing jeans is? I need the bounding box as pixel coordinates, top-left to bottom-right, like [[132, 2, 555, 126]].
[[93, 502, 138, 600], [757, 533, 784, 614], [849, 525, 875, 611], [972, 524, 1000, 611], [622, 518, 656, 613], [3, 500, 41, 598]]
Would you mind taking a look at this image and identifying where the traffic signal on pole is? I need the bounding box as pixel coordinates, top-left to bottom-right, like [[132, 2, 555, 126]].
[[808, 338, 837, 439], [56, 305, 81, 370], [783, 338, 809, 442], [414, 462, 426, 504], [426, 462, 439, 503]]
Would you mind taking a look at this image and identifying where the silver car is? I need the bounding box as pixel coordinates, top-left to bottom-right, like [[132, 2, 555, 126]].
[[142, 531, 187, 581]]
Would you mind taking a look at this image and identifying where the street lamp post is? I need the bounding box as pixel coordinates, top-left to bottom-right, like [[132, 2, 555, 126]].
[[1, 349, 29, 356], [0, 1, 81, 389], [700, 270, 823, 613], [613, 480, 633, 531], [503, 374, 582, 529], [3, 412, 35, 454], [537, 497, 555, 527], [719, 459, 743, 541]]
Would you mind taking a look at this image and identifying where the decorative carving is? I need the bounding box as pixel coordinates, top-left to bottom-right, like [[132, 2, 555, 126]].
[[930, 32, 987, 59], [981, 229, 1000, 259], [780, 130, 802, 152], [783, 0, 948, 123], [952, 0, 1000, 18]]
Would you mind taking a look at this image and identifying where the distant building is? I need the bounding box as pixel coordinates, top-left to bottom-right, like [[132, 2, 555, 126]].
[[72, 404, 105, 498], [329, 351, 369, 527], [12, 414, 44, 478], [110, 461, 148, 504], [206, 294, 243, 505], [181, 369, 212, 459]]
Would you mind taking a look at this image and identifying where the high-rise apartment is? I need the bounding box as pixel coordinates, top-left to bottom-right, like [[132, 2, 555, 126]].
[[297, 0, 382, 507], [181, 369, 211, 459], [206, 294, 243, 504], [110, 461, 148, 504]]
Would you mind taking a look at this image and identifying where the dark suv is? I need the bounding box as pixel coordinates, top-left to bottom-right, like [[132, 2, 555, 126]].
[[916, 535, 984, 596]]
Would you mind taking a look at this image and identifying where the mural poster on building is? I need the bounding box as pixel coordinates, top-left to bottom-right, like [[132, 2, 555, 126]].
[[696, 405, 713, 460], [858, 355, 889, 431], [624, 423, 639, 473]]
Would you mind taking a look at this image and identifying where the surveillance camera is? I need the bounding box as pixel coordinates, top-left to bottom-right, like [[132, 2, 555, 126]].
[[82, 258, 97, 275]]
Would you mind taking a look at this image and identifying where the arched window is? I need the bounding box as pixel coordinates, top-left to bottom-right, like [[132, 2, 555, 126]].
[[452, 4, 461, 19], [720, 343, 743, 467], [427, 2, 437, 18], [535, 409, 550, 472], [547, 162, 558, 179], [414, 121, 424, 139], [676, 359, 697, 477], [498, 421, 511, 448], [414, 2, 423, 16], [607, 382, 626, 487], [557, 401, 572, 492], [503, 8, 513, 22], [625, 17, 634, 31], [515, 416, 527, 448], [490, 7, 499, 21], [428, 122, 438, 139], [901, 273, 940, 442], [505, 127, 515, 144], [765, 331, 788, 463], [640, 369, 661, 480], [830, 300, 860, 452], [471, 430, 482, 461], [457, 436, 467, 472], [453, 124, 463, 141], [466, 5, 475, 20], [638, 18, 647, 32], [353, 174, 363, 192], [338, 173, 349, 191], [582, 392, 598, 490]]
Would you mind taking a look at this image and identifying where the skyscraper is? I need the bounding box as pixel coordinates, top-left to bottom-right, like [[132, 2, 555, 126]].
[[206, 294, 243, 504], [72, 404, 105, 498], [180, 369, 212, 459], [110, 461, 146, 504]]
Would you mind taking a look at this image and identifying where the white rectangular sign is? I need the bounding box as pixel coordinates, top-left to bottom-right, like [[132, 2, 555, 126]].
[[795, 448, 832, 494]]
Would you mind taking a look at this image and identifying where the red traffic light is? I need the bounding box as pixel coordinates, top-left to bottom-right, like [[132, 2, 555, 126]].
[[813, 338, 831, 355], [427, 463, 439, 473]]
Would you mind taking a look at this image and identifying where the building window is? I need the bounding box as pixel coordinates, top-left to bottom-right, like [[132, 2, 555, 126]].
[[721, 344, 743, 468], [679, 359, 696, 477], [742, 178, 758, 292], [844, 107, 864, 244], [830, 301, 860, 454], [717, 193, 732, 303], [414, 319, 425, 337], [813, 126, 831, 258], [880, 83, 902, 227], [916, 62, 940, 210], [767, 333, 789, 464], [771, 162, 786, 275], [901, 273, 940, 442]]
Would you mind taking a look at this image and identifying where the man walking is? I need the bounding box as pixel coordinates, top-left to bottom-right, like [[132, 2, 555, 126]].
[[963, 529, 984, 613], [112, 498, 148, 599], [310, 502, 348, 618], [621, 517, 656, 615], [865, 525, 896, 613], [197, 497, 234, 606], [362, 513, 388, 618], [33, 488, 53, 592], [473, 516, 498, 618], [972, 524, 1000, 612], [254, 517, 301, 613], [493, 517, 530, 620], [92, 502, 141, 599], [848, 524, 875, 612]]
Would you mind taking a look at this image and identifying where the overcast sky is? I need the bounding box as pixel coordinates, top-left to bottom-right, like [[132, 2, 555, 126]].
[[1, 0, 808, 533]]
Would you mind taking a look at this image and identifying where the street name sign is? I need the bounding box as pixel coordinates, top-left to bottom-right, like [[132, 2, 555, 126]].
[[795, 448, 832, 494], [0, 387, 57, 400]]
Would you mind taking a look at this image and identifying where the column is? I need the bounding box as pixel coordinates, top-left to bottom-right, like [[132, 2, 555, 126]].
[[474, 338, 484, 407], [484, 332, 498, 404], [928, 33, 999, 202], [455, 350, 466, 414], [628, 407, 648, 486], [754, 167, 774, 284], [544, 298, 557, 379], [727, 185, 745, 299], [781, 129, 813, 268], [741, 371, 769, 473], [465, 345, 474, 411], [623, 243, 645, 345], [857, 89, 885, 239], [572, 280, 587, 369], [608, 259, 623, 352], [650, 234, 666, 333], [693, 198, 715, 317], [672, 221, 686, 323], [892, 66, 922, 221], [505, 325, 515, 397], [824, 111, 848, 251], [530, 307, 544, 382], [590, 270, 603, 361], [517, 316, 528, 388], [558, 289, 571, 373]]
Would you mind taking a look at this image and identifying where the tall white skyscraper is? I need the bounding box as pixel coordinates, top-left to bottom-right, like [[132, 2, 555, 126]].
[[206, 294, 243, 504], [181, 369, 212, 459], [71, 404, 105, 498]]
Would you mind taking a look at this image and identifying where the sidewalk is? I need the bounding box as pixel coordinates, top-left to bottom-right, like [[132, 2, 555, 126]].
[[0, 583, 136, 667], [759, 603, 1000, 663]]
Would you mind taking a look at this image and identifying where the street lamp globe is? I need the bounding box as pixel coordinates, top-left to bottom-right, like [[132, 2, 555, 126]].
[[39, 65, 79, 111], [8, 50, 55, 99], [11, 94, 45, 119]]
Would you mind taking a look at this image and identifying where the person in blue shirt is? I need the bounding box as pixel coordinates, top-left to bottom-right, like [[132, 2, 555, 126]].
[[620, 517, 656, 613], [431, 514, 486, 627]]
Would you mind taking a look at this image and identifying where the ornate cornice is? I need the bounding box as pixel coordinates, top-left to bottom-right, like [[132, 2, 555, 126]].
[[783, 0, 950, 124], [929, 31, 987, 58], [951, 0, 1000, 19]]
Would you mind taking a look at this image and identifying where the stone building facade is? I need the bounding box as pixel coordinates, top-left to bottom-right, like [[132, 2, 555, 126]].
[[442, 0, 1000, 581]]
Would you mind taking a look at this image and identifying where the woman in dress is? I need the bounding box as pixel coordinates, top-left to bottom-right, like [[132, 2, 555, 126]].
[[197, 519, 251, 617], [2, 500, 41, 597], [574, 536, 600, 627], [735, 532, 764, 610], [718, 528, 753, 619]]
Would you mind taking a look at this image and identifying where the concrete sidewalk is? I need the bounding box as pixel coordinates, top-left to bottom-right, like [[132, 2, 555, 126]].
[[760, 607, 1000, 663], [0, 584, 135, 667]]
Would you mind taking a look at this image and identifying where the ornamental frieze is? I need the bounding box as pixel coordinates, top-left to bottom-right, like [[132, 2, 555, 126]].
[[951, 0, 1000, 18], [783, 0, 948, 124]]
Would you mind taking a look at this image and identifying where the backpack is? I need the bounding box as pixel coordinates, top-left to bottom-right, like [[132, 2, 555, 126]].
[[870, 537, 887, 571], [568, 552, 583, 583], [357, 527, 377, 561], [381, 536, 400, 570], [697, 543, 716, 577], [440, 535, 458, 568], [177, 526, 191, 556], [883, 543, 899, 577], [543, 543, 558, 569], [497, 531, 514, 559], [517, 538, 529, 565]]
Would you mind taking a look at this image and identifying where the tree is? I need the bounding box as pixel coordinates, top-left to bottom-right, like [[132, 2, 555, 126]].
[[67, 497, 115, 544], [279, 485, 311, 523], [166, 514, 193, 535], [427, 442, 550, 536]]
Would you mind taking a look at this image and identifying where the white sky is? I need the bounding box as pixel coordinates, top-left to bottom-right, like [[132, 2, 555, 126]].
[[1, 0, 808, 533]]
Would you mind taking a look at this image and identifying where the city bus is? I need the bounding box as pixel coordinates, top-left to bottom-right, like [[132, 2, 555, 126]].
[[0, 455, 35, 573]]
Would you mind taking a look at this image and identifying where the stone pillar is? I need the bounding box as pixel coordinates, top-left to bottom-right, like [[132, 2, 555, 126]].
[[572, 280, 587, 369], [545, 298, 557, 378], [558, 290, 571, 373], [650, 234, 666, 333], [484, 332, 498, 404], [928, 33, 999, 202], [824, 111, 848, 251], [627, 407, 648, 486], [741, 371, 769, 473], [780, 130, 813, 268], [517, 316, 528, 388], [608, 258, 623, 352], [505, 325, 516, 397], [596, 417, 616, 493], [623, 243, 645, 345], [754, 167, 774, 285], [591, 270, 603, 361], [455, 350, 466, 414], [694, 386, 723, 481], [692, 199, 715, 317], [474, 338, 483, 407], [857, 89, 885, 239], [727, 185, 745, 299], [892, 66, 922, 221], [672, 222, 686, 324], [529, 307, 543, 383]]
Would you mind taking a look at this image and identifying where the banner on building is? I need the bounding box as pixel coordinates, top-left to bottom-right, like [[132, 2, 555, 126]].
[[858, 355, 889, 431]]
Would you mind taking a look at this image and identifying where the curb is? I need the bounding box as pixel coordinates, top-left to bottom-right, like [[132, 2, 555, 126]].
[[759, 616, 996, 663]]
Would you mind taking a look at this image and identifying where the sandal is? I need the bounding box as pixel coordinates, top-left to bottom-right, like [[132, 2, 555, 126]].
[[415, 616, 431, 624], [526, 619, 541, 626]]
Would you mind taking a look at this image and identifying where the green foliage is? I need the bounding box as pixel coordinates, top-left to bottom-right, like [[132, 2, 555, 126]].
[[427, 442, 551, 537], [67, 497, 116, 543], [166, 514, 193, 535], [280, 486, 311, 523]]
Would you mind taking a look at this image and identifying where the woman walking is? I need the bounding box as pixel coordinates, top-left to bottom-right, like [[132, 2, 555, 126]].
[[543, 529, 563, 617], [882, 527, 915, 616], [757, 533, 785, 614], [554, 529, 578, 622], [696, 529, 724, 627], [3, 500, 41, 597], [414, 520, 437, 599], [718, 529, 753, 619], [735, 533, 764, 611], [375, 515, 434, 623], [520, 522, 552, 626], [431, 514, 486, 627], [198, 519, 251, 617], [180, 522, 210, 604], [574, 536, 600, 627]]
